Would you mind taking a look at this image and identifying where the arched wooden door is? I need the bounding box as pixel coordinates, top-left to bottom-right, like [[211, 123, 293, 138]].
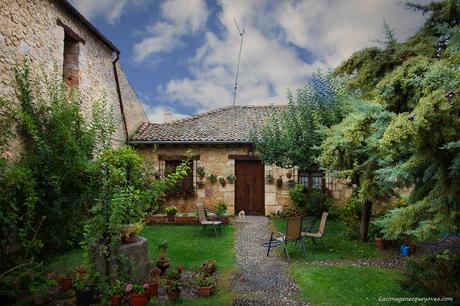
[[234, 160, 265, 215]]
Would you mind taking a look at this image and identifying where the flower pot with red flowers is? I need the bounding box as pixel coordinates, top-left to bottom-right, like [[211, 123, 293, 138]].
[[375, 238, 386, 250], [197, 166, 206, 180], [126, 283, 149, 306], [109, 280, 124, 306], [195, 275, 216, 297], [164, 206, 177, 222]]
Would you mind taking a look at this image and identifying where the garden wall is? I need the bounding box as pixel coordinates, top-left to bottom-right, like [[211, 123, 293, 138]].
[[0, 0, 147, 147]]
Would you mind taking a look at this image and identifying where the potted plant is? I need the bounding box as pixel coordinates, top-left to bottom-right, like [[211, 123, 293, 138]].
[[287, 179, 296, 188], [73, 271, 101, 306], [375, 237, 386, 250], [197, 166, 206, 180], [208, 174, 218, 184], [197, 180, 205, 188], [156, 240, 170, 275], [76, 265, 87, 276], [276, 177, 283, 188], [29, 278, 57, 305], [119, 222, 143, 244], [286, 170, 293, 179], [59, 271, 73, 292], [164, 206, 177, 222], [109, 280, 124, 306], [195, 275, 216, 297], [226, 174, 236, 184], [198, 260, 216, 276], [162, 279, 182, 301], [218, 176, 226, 187], [215, 202, 228, 223], [285, 207, 302, 217], [126, 283, 149, 306], [147, 268, 161, 300], [266, 174, 274, 184]]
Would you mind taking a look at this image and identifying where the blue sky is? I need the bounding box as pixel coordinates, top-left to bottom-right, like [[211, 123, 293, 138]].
[[69, 0, 428, 123]]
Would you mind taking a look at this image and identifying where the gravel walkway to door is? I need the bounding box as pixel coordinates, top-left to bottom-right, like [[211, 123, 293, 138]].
[[230, 216, 309, 306]]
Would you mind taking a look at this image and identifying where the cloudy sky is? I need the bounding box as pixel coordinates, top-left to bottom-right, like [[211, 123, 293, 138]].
[[69, 0, 428, 122]]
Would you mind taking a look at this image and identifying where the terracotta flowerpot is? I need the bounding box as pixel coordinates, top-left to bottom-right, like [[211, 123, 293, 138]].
[[147, 282, 158, 300], [167, 214, 176, 222], [110, 294, 123, 306], [409, 242, 416, 255], [130, 293, 148, 306], [286, 172, 292, 179], [60, 277, 73, 291], [121, 233, 138, 244], [375, 238, 386, 250], [198, 287, 212, 297], [167, 291, 180, 301]]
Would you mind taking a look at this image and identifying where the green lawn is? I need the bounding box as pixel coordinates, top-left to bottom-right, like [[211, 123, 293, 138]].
[[45, 223, 235, 305], [271, 218, 384, 261], [141, 223, 235, 271], [290, 265, 431, 306]]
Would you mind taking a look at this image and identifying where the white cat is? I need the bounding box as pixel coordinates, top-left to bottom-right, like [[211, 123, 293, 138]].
[[238, 210, 246, 220]]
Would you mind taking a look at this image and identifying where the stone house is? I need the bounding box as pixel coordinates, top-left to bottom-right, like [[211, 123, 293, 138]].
[[130, 105, 350, 216], [0, 0, 147, 145]]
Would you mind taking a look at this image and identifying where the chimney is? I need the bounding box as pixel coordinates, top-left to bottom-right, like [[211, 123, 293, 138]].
[[163, 112, 172, 123]]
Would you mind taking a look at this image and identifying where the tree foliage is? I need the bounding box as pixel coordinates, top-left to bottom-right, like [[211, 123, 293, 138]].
[[251, 73, 348, 170]]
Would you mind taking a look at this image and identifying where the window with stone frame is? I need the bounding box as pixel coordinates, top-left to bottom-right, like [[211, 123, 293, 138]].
[[63, 31, 80, 87], [298, 170, 325, 189], [164, 160, 194, 195]]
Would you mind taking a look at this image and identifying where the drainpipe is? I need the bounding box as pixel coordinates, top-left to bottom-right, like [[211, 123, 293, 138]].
[[112, 52, 129, 143]]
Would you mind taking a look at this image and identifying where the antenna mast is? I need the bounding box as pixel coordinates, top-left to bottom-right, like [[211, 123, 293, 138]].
[[233, 18, 245, 107]]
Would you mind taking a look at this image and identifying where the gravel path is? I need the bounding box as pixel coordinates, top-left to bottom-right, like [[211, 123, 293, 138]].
[[230, 216, 309, 306]]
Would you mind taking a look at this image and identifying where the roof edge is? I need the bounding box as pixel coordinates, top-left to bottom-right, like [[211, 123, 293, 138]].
[[128, 140, 253, 145], [57, 0, 120, 53]]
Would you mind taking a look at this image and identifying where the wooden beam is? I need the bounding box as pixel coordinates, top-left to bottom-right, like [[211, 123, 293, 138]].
[[228, 154, 260, 160], [57, 18, 85, 44], [158, 154, 200, 161]]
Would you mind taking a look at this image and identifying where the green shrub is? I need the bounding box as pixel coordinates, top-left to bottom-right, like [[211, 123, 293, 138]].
[[288, 184, 331, 217], [402, 250, 460, 299], [337, 195, 362, 239]]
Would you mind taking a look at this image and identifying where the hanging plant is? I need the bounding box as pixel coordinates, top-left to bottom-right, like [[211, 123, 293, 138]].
[[208, 174, 217, 184], [197, 166, 206, 180], [218, 177, 226, 187], [276, 177, 283, 188], [286, 170, 293, 179], [266, 174, 274, 184], [197, 180, 205, 189], [226, 174, 236, 184]]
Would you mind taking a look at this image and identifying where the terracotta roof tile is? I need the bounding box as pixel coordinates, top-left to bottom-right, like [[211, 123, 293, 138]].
[[130, 105, 286, 143]]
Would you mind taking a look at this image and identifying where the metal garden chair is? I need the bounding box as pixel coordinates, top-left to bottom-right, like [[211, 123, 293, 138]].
[[301, 212, 329, 250], [195, 203, 222, 237], [264, 216, 307, 261]]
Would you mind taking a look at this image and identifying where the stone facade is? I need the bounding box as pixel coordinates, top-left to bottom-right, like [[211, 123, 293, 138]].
[[136, 145, 296, 216], [0, 0, 147, 145]]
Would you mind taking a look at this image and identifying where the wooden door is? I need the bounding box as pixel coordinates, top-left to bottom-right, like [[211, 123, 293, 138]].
[[235, 160, 265, 215]]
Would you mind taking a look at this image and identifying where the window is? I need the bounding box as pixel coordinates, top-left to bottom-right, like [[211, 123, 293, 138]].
[[165, 160, 194, 194], [63, 32, 80, 87], [298, 171, 324, 189]]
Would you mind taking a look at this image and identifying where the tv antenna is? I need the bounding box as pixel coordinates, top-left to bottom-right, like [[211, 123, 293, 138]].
[[232, 18, 245, 107]]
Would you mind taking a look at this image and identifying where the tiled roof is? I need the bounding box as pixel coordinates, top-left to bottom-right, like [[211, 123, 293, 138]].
[[130, 105, 286, 143]]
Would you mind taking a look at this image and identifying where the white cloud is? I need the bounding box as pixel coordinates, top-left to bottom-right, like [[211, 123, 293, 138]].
[[154, 0, 428, 112], [70, 0, 144, 24], [133, 0, 209, 62], [141, 103, 188, 123]]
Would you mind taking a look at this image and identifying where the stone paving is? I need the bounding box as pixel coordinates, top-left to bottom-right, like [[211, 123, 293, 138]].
[[230, 216, 309, 306]]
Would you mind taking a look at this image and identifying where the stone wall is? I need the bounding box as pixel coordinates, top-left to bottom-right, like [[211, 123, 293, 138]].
[[136, 145, 295, 216], [0, 0, 147, 146]]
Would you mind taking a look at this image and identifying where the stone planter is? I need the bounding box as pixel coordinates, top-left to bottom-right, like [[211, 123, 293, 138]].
[[175, 216, 198, 223], [121, 233, 138, 244]]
